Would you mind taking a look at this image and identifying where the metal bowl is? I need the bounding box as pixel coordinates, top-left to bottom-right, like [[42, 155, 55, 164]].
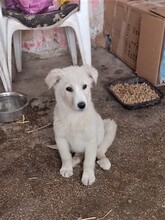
[[0, 92, 28, 123]]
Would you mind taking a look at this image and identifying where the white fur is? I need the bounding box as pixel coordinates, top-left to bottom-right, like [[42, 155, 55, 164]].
[[45, 65, 117, 185]]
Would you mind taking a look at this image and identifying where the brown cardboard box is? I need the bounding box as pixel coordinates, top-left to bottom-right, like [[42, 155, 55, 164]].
[[104, 0, 155, 70], [101, 0, 165, 85], [137, 5, 165, 85]]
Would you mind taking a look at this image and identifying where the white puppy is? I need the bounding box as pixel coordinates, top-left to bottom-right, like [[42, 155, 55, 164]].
[[45, 65, 117, 185]]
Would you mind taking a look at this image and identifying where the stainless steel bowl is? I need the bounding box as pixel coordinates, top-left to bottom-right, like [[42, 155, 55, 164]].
[[0, 92, 28, 123]]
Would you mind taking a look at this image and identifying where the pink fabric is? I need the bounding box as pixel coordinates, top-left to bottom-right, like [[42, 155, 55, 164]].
[[15, 0, 54, 14], [6, 0, 16, 10], [5, 0, 79, 14], [6, 0, 56, 14]]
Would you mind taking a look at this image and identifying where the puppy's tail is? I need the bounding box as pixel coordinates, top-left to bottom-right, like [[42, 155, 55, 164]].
[[97, 119, 117, 157], [104, 119, 117, 148]]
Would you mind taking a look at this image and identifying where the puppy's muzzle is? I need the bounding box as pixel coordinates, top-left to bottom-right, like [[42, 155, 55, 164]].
[[77, 102, 86, 110]]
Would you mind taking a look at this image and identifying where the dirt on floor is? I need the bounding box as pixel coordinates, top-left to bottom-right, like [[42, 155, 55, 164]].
[[0, 47, 165, 220]]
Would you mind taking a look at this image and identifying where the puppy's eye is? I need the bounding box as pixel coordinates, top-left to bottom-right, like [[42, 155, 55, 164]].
[[82, 84, 87, 90], [66, 87, 73, 92]]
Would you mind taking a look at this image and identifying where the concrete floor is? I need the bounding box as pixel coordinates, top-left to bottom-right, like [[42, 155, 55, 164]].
[[0, 47, 165, 220]]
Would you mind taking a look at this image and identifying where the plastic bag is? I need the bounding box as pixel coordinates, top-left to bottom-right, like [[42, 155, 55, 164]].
[[16, 0, 54, 14], [5, 0, 56, 14], [5, 0, 79, 14]]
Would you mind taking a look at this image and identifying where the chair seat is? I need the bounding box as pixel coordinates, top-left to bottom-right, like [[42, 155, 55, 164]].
[[0, 0, 91, 92], [2, 3, 79, 28]]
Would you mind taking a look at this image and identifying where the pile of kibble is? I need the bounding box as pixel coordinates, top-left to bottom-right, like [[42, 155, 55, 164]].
[[110, 82, 159, 105]]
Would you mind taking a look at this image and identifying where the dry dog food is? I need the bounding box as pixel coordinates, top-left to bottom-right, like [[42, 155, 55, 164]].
[[110, 82, 159, 105]]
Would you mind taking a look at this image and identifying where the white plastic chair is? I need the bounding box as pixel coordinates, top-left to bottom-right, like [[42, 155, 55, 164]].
[[0, 0, 11, 91], [0, 0, 91, 91], [0, 36, 11, 91]]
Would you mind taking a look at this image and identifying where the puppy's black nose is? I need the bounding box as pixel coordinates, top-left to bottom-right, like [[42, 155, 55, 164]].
[[78, 102, 86, 110]]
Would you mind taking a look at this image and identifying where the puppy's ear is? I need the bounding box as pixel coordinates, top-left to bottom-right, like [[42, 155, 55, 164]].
[[82, 65, 98, 84], [45, 69, 63, 89]]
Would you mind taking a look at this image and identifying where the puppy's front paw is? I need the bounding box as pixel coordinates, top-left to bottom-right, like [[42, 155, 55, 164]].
[[81, 171, 95, 186], [60, 167, 73, 178], [97, 158, 111, 170]]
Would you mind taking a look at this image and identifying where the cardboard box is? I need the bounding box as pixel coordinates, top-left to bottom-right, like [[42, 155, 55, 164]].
[[104, 0, 158, 70], [102, 0, 165, 85], [137, 3, 165, 85]]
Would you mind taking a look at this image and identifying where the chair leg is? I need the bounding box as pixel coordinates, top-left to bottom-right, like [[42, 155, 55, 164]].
[[68, 15, 91, 66], [0, 17, 7, 57], [0, 66, 11, 91], [0, 66, 7, 91], [7, 28, 13, 82], [65, 27, 77, 65], [77, 16, 91, 66], [0, 37, 12, 91], [13, 30, 22, 72], [72, 26, 90, 65]]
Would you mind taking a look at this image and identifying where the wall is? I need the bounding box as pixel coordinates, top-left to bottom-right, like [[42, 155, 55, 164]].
[[22, 0, 104, 57]]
